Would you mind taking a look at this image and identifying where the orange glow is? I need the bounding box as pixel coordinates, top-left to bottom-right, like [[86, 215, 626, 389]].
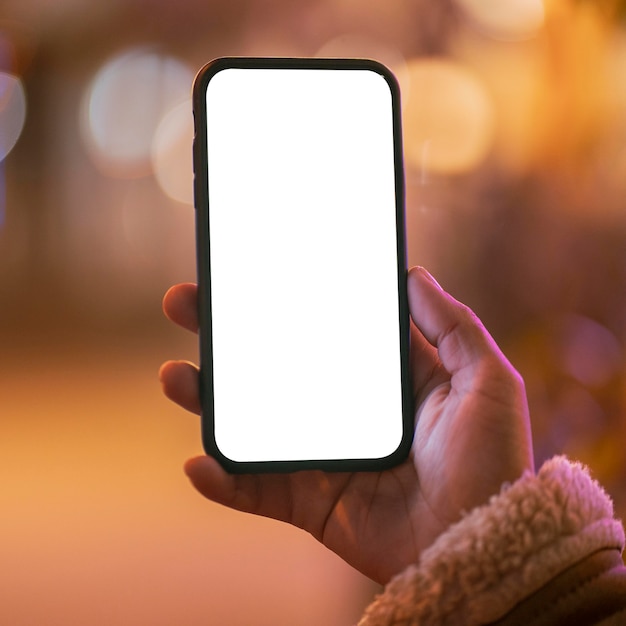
[[402, 58, 494, 175], [457, 0, 545, 41], [449, 30, 545, 174], [0, 346, 374, 626], [528, 0, 614, 173]]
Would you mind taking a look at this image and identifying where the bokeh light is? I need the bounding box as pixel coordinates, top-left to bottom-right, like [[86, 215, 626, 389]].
[[0, 71, 27, 162], [151, 99, 194, 205], [456, 0, 545, 41], [558, 314, 623, 388], [81, 48, 193, 178], [402, 58, 494, 175]]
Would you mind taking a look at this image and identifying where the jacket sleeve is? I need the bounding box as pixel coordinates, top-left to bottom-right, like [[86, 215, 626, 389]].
[[358, 456, 626, 626]]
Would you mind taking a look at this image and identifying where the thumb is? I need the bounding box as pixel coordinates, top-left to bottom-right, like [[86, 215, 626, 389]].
[[407, 266, 507, 377]]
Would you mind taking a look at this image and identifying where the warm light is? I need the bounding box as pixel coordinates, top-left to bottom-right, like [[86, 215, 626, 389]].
[[402, 58, 494, 175], [456, 0, 545, 41], [151, 99, 193, 205], [81, 48, 193, 178], [0, 72, 27, 163]]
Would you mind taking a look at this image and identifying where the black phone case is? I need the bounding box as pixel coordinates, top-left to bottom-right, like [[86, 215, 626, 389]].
[[192, 57, 412, 473]]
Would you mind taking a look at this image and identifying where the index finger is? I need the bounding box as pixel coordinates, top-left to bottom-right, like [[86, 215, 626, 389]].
[[163, 283, 199, 333]]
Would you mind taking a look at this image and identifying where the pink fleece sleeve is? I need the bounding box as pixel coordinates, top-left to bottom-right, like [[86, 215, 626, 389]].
[[358, 456, 625, 626]]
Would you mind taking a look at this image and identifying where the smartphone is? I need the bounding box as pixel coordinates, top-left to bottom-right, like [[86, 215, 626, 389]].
[[192, 57, 412, 473]]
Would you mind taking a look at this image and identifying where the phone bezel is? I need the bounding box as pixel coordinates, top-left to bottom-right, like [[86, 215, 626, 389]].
[[192, 57, 412, 473]]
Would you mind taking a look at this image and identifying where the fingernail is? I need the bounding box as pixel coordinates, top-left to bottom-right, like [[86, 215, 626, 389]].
[[415, 266, 443, 290]]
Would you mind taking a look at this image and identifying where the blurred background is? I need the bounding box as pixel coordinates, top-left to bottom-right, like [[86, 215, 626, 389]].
[[2, 0, 626, 623]]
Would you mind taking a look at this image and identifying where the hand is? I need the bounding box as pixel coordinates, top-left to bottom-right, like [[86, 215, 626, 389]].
[[160, 267, 534, 585]]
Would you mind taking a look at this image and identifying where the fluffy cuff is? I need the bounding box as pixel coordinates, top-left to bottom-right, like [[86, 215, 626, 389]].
[[359, 456, 625, 626]]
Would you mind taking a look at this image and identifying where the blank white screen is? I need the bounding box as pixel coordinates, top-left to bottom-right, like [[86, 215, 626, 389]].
[[205, 67, 403, 463]]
